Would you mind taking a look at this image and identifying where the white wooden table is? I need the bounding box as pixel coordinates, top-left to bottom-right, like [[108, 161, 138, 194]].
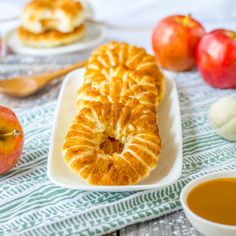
[[115, 211, 202, 235]]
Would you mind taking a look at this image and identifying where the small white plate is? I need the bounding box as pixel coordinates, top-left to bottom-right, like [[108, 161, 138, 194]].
[[6, 22, 106, 56], [47, 68, 183, 192]]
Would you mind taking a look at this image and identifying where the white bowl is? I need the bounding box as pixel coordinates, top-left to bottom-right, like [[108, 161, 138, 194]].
[[180, 170, 236, 236]]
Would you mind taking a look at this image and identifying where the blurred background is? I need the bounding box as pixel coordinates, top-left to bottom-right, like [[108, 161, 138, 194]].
[[0, 0, 236, 107], [1, 0, 236, 51]]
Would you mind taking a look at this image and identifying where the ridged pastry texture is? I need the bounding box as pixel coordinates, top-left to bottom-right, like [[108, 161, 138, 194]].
[[87, 41, 165, 102], [77, 67, 159, 107], [63, 41, 164, 185]]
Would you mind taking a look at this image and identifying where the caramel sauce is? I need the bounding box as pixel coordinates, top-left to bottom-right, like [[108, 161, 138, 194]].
[[187, 178, 236, 226]]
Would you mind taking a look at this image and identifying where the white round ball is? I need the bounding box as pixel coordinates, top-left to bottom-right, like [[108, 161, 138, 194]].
[[209, 96, 236, 141]]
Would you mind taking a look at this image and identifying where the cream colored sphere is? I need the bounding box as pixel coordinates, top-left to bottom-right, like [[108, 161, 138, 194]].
[[209, 96, 236, 141]]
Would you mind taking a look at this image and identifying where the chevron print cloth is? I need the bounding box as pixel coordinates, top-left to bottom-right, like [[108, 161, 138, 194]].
[[0, 72, 236, 236]]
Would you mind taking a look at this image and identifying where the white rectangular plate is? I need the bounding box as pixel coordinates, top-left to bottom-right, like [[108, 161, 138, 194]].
[[47, 68, 182, 192]]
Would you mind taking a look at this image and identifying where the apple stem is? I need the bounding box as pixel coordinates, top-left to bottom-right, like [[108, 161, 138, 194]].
[[0, 129, 20, 138], [231, 33, 236, 41], [183, 14, 192, 26]]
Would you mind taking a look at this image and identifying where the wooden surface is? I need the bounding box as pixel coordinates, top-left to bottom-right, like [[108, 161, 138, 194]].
[[103, 211, 202, 236], [120, 211, 201, 236], [0, 55, 202, 236]]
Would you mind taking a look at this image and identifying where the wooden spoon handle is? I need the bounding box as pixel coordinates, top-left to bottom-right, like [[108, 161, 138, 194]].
[[34, 59, 87, 85]]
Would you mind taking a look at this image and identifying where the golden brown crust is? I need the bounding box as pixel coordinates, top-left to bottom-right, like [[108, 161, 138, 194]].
[[87, 41, 165, 102], [22, 0, 85, 34], [63, 41, 164, 186], [78, 67, 159, 108], [63, 101, 161, 185], [17, 24, 85, 48]]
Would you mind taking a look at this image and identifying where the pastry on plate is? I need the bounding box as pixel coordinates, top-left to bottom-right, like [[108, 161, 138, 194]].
[[63, 42, 165, 185], [63, 100, 161, 185], [86, 41, 165, 103], [18, 0, 86, 47], [17, 24, 85, 48], [77, 66, 160, 107]]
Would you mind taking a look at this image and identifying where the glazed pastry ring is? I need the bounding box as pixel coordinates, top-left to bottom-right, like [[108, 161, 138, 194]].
[[63, 42, 164, 185]]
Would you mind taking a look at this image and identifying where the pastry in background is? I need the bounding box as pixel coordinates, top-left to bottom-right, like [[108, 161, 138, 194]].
[[17, 0, 87, 47], [18, 24, 85, 48]]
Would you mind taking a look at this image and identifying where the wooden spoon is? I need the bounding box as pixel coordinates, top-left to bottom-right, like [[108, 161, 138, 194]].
[[0, 60, 87, 97]]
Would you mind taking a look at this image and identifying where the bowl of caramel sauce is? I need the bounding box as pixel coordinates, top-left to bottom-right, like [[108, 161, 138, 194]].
[[180, 170, 236, 236]]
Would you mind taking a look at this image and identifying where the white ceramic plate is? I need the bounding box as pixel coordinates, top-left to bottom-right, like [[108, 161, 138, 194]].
[[6, 22, 106, 56], [47, 68, 183, 192]]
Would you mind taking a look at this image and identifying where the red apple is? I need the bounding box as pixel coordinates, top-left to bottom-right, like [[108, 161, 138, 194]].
[[152, 15, 205, 71], [196, 29, 236, 88], [0, 106, 24, 174]]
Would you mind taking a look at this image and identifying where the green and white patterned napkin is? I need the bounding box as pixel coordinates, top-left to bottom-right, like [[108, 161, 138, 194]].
[[0, 72, 236, 236]]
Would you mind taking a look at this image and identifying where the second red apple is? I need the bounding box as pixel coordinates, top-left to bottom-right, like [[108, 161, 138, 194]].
[[196, 29, 236, 88]]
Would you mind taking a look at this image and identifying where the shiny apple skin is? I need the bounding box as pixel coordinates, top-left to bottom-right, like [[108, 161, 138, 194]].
[[152, 15, 205, 72], [196, 29, 236, 88], [0, 106, 24, 174]]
